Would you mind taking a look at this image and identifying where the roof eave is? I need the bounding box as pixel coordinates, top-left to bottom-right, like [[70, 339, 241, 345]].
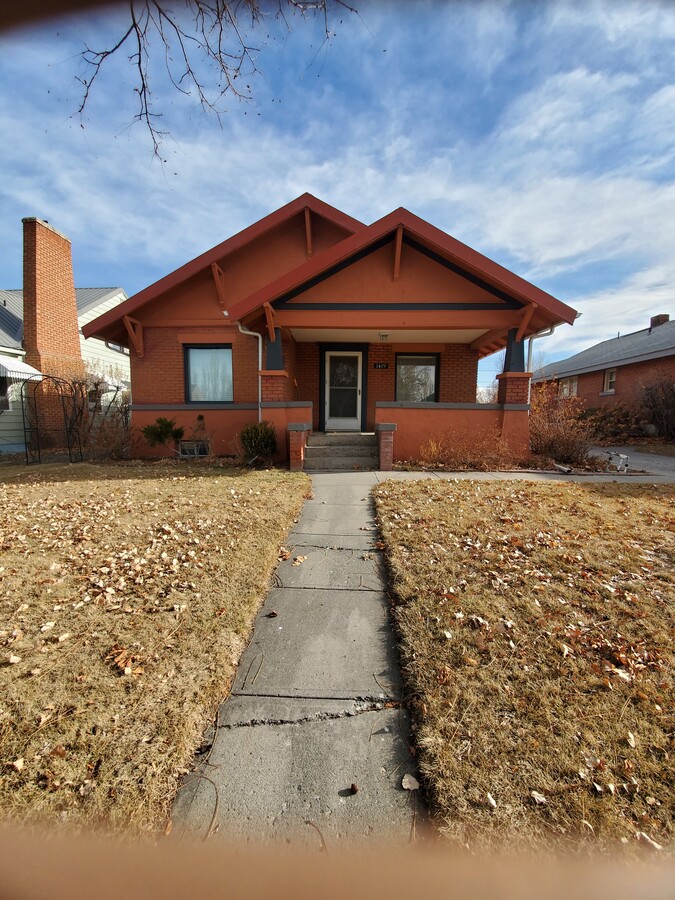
[[229, 208, 577, 328], [83, 194, 365, 339]]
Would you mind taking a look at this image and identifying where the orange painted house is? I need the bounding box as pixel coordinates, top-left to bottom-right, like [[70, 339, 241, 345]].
[[84, 194, 577, 469]]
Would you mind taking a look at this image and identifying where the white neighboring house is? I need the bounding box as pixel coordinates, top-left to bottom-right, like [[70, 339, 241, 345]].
[[0, 288, 130, 454]]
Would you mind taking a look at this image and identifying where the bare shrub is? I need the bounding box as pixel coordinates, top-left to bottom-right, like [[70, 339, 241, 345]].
[[529, 383, 596, 465], [420, 426, 517, 470], [581, 403, 644, 444], [642, 375, 675, 440]]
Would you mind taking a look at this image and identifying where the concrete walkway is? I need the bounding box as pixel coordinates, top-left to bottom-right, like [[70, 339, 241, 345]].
[[172, 473, 421, 848], [173, 453, 673, 847]]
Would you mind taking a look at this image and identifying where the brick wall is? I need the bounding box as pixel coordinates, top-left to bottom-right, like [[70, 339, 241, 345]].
[[22, 217, 85, 381], [295, 343, 320, 429], [438, 344, 479, 403], [575, 357, 675, 410], [132, 327, 258, 404]]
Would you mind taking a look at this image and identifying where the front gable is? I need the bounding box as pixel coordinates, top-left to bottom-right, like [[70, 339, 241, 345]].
[[273, 234, 523, 310]]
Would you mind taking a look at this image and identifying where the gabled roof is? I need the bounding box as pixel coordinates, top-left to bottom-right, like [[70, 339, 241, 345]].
[[227, 206, 576, 334], [0, 290, 23, 349], [0, 288, 126, 350], [534, 318, 675, 381], [83, 193, 365, 338]]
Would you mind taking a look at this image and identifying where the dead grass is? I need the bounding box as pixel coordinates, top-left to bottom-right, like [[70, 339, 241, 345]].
[[373, 479, 674, 855], [0, 461, 308, 835]]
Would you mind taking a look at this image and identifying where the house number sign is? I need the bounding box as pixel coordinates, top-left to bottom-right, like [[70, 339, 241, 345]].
[[373, 363, 389, 369]]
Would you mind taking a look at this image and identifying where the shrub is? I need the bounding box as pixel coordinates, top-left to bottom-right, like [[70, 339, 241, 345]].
[[420, 426, 517, 470], [141, 417, 184, 450], [239, 420, 277, 465], [580, 403, 643, 444], [641, 375, 675, 440], [529, 383, 596, 465]]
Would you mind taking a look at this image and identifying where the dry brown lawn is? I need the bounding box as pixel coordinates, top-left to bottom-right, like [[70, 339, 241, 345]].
[[0, 461, 308, 835], [374, 479, 674, 855]]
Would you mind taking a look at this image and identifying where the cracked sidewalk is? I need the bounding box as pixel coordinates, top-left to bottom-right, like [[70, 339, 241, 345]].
[[171, 473, 422, 847]]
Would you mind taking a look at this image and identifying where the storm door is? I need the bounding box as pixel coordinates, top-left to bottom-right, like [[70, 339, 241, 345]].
[[325, 351, 362, 431]]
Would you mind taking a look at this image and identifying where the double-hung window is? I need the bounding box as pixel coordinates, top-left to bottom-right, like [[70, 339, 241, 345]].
[[395, 354, 439, 402], [603, 368, 616, 393], [184, 345, 233, 402]]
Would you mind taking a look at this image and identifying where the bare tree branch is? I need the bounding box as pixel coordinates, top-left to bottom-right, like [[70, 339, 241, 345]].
[[75, 0, 358, 155]]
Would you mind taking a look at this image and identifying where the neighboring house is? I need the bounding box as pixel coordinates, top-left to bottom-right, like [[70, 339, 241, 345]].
[[0, 218, 129, 454], [532, 315, 675, 412], [84, 194, 577, 468]]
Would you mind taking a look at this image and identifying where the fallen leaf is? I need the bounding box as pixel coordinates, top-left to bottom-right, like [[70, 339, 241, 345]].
[[8, 655, 21, 665], [487, 792, 497, 808], [402, 774, 420, 791], [531, 791, 547, 805], [627, 732, 636, 749], [265, 611, 278, 618], [278, 547, 291, 561], [40, 622, 56, 633], [635, 832, 662, 852], [292, 555, 307, 566], [350, 783, 358, 794], [11, 758, 24, 772]]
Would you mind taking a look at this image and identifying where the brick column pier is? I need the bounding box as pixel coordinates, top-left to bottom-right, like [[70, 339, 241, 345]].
[[287, 423, 311, 472], [375, 423, 397, 471]]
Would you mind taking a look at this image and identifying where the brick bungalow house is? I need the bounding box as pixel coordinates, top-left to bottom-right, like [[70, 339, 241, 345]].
[[84, 194, 577, 469], [532, 314, 675, 414]]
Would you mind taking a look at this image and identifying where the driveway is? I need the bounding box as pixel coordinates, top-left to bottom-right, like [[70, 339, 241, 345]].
[[589, 445, 675, 479]]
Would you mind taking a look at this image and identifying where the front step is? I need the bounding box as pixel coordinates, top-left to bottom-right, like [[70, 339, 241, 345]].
[[304, 432, 378, 471], [306, 432, 376, 448]]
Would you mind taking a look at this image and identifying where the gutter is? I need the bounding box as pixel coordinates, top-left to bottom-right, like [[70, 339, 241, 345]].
[[236, 319, 262, 423], [526, 314, 581, 403]]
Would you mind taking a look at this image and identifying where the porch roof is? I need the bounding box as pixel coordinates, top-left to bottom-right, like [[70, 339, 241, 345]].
[[229, 208, 577, 356]]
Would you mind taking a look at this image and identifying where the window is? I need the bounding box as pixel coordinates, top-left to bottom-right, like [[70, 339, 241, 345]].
[[0, 377, 9, 412], [105, 340, 130, 356], [184, 345, 233, 402], [395, 354, 439, 402], [559, 377, 577, 398], [603, 368, 616, 393]]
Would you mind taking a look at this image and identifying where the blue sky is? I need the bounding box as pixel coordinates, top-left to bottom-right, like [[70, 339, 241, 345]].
[[1, 0, 674, 386]]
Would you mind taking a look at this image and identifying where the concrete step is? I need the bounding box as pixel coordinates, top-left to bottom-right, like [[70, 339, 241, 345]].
[[307, 432, 376, 448], [304, 456, 378, 472], [305, 444, 377, 459]]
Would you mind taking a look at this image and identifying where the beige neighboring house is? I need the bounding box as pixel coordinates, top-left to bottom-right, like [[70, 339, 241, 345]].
[[0, 218, 129, 454]]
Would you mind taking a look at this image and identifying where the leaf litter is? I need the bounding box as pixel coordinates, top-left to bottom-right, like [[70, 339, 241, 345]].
[[374, 479, 673, 855], [0, 461, 307, 835]]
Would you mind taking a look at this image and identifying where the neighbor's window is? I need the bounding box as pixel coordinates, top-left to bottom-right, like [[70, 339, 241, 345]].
[[559, 376, 578, 398], [395, 354, 439, 402], [603, 368, 616, 393], [185, 345, 233, 402], [0, 376, 9, 411], [105, 340, 130, 356]]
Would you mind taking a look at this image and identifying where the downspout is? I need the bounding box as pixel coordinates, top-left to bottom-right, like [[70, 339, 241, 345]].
[[236, 320, 262, 424], [526, 313, 581, 403]]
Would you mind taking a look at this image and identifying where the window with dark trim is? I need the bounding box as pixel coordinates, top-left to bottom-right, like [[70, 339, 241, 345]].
[[184, 344, 233, 402], [395, 353, 440, 402]]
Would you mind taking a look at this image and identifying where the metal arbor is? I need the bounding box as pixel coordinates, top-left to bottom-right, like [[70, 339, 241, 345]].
[[20, 374, 86, 464]]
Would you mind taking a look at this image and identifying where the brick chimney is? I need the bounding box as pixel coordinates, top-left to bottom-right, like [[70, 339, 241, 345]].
[[22, 217, 85, 380], [650, 314, 670, 330]]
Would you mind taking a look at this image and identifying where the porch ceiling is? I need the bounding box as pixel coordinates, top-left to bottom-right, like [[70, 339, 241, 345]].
[[291, 328, 487, 344]]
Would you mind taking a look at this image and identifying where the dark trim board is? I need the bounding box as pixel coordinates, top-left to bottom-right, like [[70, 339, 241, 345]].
[[272, 233, 525, 310]]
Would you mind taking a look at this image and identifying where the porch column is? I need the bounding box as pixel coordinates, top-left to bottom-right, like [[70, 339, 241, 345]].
[[375, 422, 397, 471], [288, 422, 311, 472]]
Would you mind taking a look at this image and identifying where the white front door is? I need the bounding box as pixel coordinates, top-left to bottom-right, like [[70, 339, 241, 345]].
[[325, 351, 362, 431]]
